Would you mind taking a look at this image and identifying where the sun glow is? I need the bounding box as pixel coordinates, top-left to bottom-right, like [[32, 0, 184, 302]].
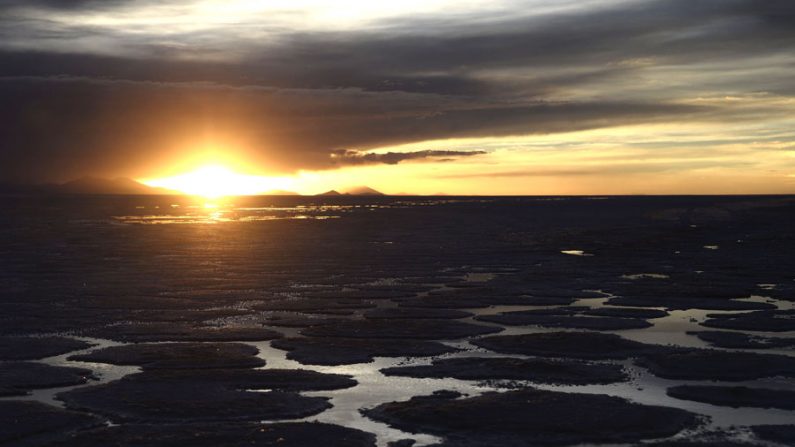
[[141, 165, 294, 198]]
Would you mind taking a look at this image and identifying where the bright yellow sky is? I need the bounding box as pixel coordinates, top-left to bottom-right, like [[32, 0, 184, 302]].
[[140, 116, 795, 196]]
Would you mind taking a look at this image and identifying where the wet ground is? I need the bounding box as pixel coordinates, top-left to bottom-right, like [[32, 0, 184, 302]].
[[0, 195, 794, 446]]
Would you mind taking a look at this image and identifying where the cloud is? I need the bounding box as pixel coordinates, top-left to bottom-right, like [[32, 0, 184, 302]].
[[330, 149, 487, 166], [0, 0, 793, 182], [436, 160, 756, 178], [0, 75, 717, 182], [0, 0, 150, 10]]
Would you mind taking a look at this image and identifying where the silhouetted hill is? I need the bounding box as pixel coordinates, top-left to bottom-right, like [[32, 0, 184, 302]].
[[316, 187, 385, 196], [345, 186, 384, 196], [56, 177, 175, 195]]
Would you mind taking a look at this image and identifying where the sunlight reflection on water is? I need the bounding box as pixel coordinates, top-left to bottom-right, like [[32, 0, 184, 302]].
[[107, 197, 480, 225]]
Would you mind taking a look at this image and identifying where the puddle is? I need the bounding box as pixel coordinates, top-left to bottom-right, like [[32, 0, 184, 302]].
[[0, 336, 139, 409], [561, 250, 594, 257], [5, 271, 794, 447]]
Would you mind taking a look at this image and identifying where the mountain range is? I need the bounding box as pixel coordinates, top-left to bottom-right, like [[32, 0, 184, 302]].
[[318, 186, 384, 196], [0, 177, 385, 196]]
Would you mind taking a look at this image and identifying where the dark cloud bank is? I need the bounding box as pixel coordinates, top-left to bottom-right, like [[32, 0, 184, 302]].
[[0, 0, 793, 182]]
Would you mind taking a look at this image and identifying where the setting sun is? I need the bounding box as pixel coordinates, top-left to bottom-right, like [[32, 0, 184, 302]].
[[140, 165, 294, 198]]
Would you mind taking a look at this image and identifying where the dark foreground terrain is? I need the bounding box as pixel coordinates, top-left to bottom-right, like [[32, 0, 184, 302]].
[[0, 195, 793, 446]]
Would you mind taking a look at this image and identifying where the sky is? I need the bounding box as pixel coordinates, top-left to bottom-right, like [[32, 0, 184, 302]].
[[1, 0, 794, 195]]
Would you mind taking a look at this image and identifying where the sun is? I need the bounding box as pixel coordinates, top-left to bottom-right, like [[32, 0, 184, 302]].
[[141, 164, 292, 198]]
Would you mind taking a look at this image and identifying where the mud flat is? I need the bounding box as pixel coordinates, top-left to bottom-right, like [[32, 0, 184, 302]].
[[701, 310, 795, 332], [300, 319, 501, 339], [381, 357, 628, 385], [667, 385, 795, 410], [636, 349, 795, 380], [363, 389, 701, 446], [68, 342, 265, 370], [58, 368, 355, 423], [583, 307, 669, 319], [84, 323, 282, 342], [272, 337, 458, 365], [687, 331, 795, 349], [605, 296, 776, 311], [0, 336, 94, 360], [46, 422, 377, 447], [751, 425, 795, 444], [363, 308, 472, 319], [0, 401, 101, 444], [252, 298, 377, 313], [473, 332, 668, 359], [0, 362, 94, 396], [476, 312, 652, 330], [398, 295, 577, 308], [3, 195, 795, 445], [263, 315, 348, 327]]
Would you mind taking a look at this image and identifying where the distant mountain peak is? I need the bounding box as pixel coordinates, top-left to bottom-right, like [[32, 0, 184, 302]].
[[316, 186, 385, 196], [58, 176, 175, 195], [344, 186, 384, 196]]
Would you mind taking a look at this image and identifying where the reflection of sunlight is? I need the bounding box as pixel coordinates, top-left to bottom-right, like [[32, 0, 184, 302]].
[[141, 165, 294, 198]]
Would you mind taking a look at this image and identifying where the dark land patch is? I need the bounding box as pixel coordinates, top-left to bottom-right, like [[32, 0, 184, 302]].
[[508, 296, 580, 305], [751, 425, 795, 445], [381, 357, 627, 385], [701, 310, 795, 332], [58, 368, 353, 422], [476, 312, 652, 330], [307, 289, 421, 300], [47, 422, 377, 447], [603, 282, 760, 301], [473, 332, 667, 359], [397, 297, 490, 309], [486, 307, 587, 316], [667, 385, 795, 410], [584, 307, 669, 319], [352, 284, 434, 293], [363, 388, 700, 446], [515, 288, 606, 299], [688, 331, 795, 349], [0, 401, 101, 444], [387, 440, 417, 447], [252, 299, 376, 313], [116, 368, 357, 391], [363, 308, 472, 319], [263, 315, 347, 327], [398, 294, 577, 309], [301, 319, 501, 339], [647, 439, 759, 446], [761, 284, 795, 302], [0, 336, 93, 360], [120, 308, 250, 323], [637, 349, 795, 380], [84, 323, 282, 342], [69, 342, 265, 370], [606, 296, 776, 311], [0, 362, 94, 396], [271, 337, 458, 365]]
